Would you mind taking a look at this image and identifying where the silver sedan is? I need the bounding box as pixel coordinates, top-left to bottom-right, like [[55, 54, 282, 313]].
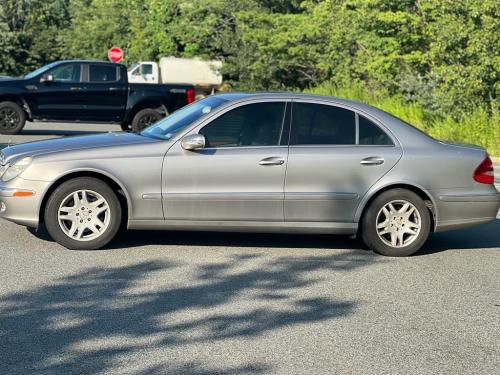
[[0, 93, 498, 256]]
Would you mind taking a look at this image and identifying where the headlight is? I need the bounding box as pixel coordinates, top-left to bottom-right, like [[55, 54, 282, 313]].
[[1, 157, 32, 182]]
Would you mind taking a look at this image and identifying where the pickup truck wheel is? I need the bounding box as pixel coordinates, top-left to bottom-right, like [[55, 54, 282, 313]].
[[0, 101, 26, 135], [120, 123, 131, 131], [131, 108, 163, 133]]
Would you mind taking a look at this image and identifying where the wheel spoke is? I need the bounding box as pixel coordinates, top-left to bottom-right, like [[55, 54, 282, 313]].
[[390, 232, 397, 247], [398, 203, 410, 214], [407, 220, 420, 229], [377, 220, 389, 229], [388, 203, 397, 213], [59, 206, 74, 213], [68, 223, 78, 237]]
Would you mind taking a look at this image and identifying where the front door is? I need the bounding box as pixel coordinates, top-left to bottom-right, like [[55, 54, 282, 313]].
[[163, 101, 289, 221], [29, 62, 85, 120], [284, 101, 403, 223]]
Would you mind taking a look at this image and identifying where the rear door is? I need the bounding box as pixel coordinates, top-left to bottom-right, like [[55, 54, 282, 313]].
[[284, 100, 403, 223], [82, 63, 127, 121]]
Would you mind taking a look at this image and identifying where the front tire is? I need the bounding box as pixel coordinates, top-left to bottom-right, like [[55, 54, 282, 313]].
[[361, 189, 431, 256], [0, 101, 26, 135], [44, 177, 122, 250], [131, 108, 163, 133]]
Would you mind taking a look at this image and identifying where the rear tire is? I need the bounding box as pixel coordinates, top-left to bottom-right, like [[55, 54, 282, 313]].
[[361, 189, 431, 257], [0, 101, 26, 135], [44, 177, 122, 250], [131, 108, 163, 133]]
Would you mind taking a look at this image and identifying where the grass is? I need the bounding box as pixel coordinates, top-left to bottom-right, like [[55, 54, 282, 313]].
[[308, 83, 500, 157]]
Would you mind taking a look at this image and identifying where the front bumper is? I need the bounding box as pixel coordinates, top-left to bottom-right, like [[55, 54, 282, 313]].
[[0, 179, 51, 228]]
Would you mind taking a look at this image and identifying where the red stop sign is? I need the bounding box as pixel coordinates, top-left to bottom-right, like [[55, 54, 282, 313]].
[[108, 47, 123, 63]]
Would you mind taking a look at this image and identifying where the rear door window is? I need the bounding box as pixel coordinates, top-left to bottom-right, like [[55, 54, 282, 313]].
[[290, 102, 356, 145], [89, 65, 117, 82]]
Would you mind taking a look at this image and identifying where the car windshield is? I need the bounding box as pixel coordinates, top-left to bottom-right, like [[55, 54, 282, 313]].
[[24, 61, 60, 79], [141, 96, 228, 140]]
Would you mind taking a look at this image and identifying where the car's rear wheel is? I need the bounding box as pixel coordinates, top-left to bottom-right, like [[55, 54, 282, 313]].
[[44, 177, 122, 250], [131, 108, 163, 133], [0, 101, 26, 135], [361, 189, 431, 256]]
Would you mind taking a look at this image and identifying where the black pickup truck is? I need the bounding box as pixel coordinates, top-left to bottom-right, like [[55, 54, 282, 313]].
[[0, 60, 195, 134]]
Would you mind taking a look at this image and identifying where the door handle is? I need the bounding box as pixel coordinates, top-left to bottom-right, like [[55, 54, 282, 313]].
[[259, 157, 285, 166], [70, 87, 83, 91], [109, 87, 120, 91], [360, 156, 385, 166]]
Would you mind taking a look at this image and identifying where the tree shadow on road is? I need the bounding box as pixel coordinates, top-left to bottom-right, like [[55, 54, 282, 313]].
[[0, 250, 378, 374]]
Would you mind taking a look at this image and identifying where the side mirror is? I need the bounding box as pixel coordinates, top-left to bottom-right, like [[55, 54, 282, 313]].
[[181, 134, 205, 151], [40, 74, 54, 83]]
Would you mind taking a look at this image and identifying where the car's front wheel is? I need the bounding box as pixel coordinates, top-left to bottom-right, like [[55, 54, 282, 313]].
[[361, 188, 431, 256], [44, 177, 122, 250]]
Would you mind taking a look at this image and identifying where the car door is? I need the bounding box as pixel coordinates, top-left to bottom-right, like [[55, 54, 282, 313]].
[[28, 62, 85, 120], [82, 63, 127, 121], [284, 100, 403, 223], [162, 100, 290, 221]]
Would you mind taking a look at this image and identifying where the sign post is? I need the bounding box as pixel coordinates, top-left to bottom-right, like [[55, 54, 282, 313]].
[[108, 47, 123, 63]]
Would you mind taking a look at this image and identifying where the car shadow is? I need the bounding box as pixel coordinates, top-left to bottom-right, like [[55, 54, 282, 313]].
[[30, 226, 369, 252], [417, 219, 500, 255], [30, 219, 500, 255]]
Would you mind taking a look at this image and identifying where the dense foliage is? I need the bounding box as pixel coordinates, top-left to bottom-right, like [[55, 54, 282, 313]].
[[0, 0, 498, 153]]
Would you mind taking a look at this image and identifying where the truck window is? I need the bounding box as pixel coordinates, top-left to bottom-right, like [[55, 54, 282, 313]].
[[141, 64, 153, 75], [49, 64, 81, 82], [89, 65, 117, 82]]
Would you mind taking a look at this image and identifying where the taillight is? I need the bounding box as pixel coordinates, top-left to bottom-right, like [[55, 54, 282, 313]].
[[473, 155, 494, 184], [186, 88, 195, 104]]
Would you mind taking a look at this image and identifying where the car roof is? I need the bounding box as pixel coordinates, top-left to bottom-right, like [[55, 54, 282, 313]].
[[54, 60, 126, 68]]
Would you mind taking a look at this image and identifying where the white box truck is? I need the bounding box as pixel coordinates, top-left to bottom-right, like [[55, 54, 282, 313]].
[[128, 57, 223, 98]]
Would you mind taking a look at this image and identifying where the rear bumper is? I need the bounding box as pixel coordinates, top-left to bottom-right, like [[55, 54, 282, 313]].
[[0, 179, 50, 228], [434, 191, 500, 232]]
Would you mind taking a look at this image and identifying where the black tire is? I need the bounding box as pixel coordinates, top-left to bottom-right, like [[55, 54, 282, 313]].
[[0, 101, 26, 135], [360, 188, 431, 257], [120, 123, 131, 131], [44, 177, 122, 250], [131, 108, 163, 133]]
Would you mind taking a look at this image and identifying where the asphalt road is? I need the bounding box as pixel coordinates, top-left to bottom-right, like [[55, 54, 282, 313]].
[[0, 122, 499, 375]]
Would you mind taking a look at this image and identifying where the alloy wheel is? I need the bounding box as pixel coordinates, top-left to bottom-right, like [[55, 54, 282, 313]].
[[0, 108, 20, 130], [376, 200, 422, 248], [57, 190, 111, 241]]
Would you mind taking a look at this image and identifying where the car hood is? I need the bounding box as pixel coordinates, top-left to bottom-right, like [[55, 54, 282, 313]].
[[0, 132, 160, 163], [0, 76, 22, 83]]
